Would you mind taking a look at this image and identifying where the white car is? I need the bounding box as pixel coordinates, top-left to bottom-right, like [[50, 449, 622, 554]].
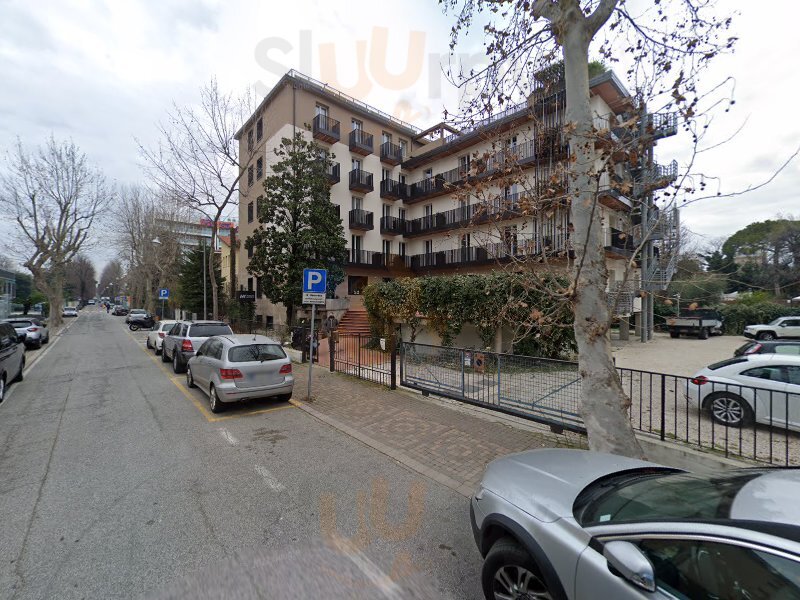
[[688, 354, 800, 430], [62, 307, 78, 318], [744, 316, 800, 341], [146, 320, 177, 355]]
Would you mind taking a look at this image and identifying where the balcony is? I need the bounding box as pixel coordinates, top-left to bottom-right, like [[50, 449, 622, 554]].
[[326, 162, 340, 185], [349, 129, 374, 156], [379, 215, 405, 236], [605, 227, 637, 258], [349, 168, 374, 193], [379, 178, 407, 200], [348, 209, 374, 231], [405, 204, 478, 237], [348, 249, 394, 269], [312, 114, 340, 144], [632, 160, 679, 197], [380, 141, 403, 165]]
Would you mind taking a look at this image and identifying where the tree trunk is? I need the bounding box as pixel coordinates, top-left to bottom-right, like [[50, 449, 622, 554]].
[[287, 303, 294, 326], [563, 23, 645, 458]]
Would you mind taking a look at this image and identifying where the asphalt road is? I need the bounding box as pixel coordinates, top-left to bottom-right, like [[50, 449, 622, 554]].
[[0, 308, 484, 599]]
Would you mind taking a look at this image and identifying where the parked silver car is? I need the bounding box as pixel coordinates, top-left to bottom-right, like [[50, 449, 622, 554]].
[[62, 307, 78, 318], [125, 308, 148, 324], [0, 322, 25, 403], [146, 320, 176, 355], [471, 448, 800, 600], [2, 317, 49, 349], [186, 334, 293, 413], [162, 321, 234, 374]]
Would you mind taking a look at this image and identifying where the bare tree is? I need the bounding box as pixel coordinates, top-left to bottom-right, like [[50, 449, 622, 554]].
[[139, 79, 256, 319], [442, 0, 736, 457], [64, 253, 97, 301], [99, 260, 124, 299], [0, 137, 111, 326]]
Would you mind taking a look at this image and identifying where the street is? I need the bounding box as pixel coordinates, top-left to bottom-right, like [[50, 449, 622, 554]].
[[0, 309, 483, 599]]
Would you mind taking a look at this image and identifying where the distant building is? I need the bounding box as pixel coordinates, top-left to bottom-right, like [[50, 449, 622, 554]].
[[156, 218, 237, 252], [0, 269, 16, 319], [219, 233, 235, 296]]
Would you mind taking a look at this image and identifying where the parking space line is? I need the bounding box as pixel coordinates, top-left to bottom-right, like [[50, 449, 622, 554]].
[[218, 427, 239, 446], [124, 327, 295, 423], [254, 465, 286, 492]]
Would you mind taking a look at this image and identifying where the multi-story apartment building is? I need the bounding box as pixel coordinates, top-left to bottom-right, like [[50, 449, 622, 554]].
[[235, 70, 678, 339]]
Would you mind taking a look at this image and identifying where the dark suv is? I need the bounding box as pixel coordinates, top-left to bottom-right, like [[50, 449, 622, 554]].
[[0, 322, 25, 403], [161, 321, 234, 374]]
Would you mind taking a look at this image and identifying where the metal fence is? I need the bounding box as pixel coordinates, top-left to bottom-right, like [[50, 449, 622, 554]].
[[400, 342, 800, 466], [330, 334, 396, 389]]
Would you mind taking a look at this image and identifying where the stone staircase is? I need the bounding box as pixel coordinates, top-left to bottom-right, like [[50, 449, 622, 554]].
[[337, 308, 371, 336]]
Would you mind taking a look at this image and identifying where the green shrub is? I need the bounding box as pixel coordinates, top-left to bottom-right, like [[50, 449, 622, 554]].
[[716, 302, 800, 335]]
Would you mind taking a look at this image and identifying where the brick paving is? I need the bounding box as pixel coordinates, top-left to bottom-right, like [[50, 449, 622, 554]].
[[291, 364, 586, 497]]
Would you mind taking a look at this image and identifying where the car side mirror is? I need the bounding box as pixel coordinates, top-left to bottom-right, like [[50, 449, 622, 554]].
[[603, 541, 656, 593]]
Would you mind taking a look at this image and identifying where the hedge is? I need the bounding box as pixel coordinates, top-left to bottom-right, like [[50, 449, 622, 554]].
[[716, 302, 800, 335]]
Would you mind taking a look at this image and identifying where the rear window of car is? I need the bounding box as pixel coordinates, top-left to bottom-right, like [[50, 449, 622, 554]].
[[228, 344, 286, 363], [776, 345, 800, 356], [708, 357, 749, 370], [189, 324, 233, 337], [6, 321, 33, 327]]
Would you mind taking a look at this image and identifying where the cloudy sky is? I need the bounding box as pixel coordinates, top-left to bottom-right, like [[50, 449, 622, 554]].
[[1, 0, 798, 270]]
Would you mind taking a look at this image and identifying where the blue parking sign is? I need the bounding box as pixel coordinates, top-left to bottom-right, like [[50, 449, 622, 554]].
[[158, 288, 170, 299], [302, 269, 327, 293]]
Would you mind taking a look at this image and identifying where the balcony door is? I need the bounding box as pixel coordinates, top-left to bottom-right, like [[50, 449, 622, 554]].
[[352, 158, 362, 172], [351, 196, 363, 211], [351, 234, 363, 263], [316, 104, 329, 118], [382, 204, 392, 218]]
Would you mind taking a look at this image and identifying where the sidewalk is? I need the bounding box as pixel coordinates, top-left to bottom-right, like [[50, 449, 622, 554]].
[[290, 364, 585, 497]]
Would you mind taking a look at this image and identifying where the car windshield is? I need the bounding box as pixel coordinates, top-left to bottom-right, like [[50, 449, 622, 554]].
[[769, 318, 785, 326], [189, 324, 233, 337], [575, 470, 765, 526], [228, 343, 286, 362]]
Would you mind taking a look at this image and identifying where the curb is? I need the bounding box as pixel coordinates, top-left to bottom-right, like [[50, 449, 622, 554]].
[[289, 398, 475, 498]]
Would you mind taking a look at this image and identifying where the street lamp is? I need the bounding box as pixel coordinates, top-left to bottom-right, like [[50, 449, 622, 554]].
[[152, 238, 166, 319]]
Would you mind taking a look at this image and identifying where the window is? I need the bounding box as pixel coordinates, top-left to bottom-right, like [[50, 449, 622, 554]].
[[459, 154, 471, 173], [247, 165, 254, 187], [382, 168, 391, 181], [424, 168, 433, 179], [787, 365, 800, 385], [351, 118, 362, 131], [256, 118, 263, 141], [399, 242, 406, 258], [256, 277, 262, 298], [425, 240, 433, 255], [247, 201, 254, 223], [424, 204, 433, 218], [382, 131, 391, 144], [351, 196, 363, 211], [635, 538, 800, 600], [776, 345, 800, 356], [247, 277, 253, 291], [189, 324, 233, 338], [741, 366, 786, 382], [247, 244, 253, 258], [316, 104, 329, 117], [266, 315, 274, 328], [247, 129, 254, 151], [228, 343, 286, 362], [382, 240, 392, 255], [398, 208, 406, 220], [382, 204, 392, 218], [399, 139, 408, 158], [256, 157, 263, 180], [348, 275, 368, 295], [461, 234, 471, 248], [351, 234, 363, 252], [399, 173, 406, 185], [352, 158, 362, 171]]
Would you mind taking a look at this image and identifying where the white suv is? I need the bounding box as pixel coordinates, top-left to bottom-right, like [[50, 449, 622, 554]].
[[744, 316, 800, 341]]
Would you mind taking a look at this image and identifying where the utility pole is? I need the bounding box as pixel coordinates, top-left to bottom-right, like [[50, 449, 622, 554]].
[[202, 237, 207, 320]]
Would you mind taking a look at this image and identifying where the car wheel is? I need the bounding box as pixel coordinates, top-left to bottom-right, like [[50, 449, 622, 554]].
[[669, 330, 679, 338], [705, 392, 754, 428], [698, 327, 709, 340], [275, 393, 292, 402], [30, 340, 42, 350], [186, 367, 196, 388], [161, 347, 171, 362], [0, 376, 5, 403], [209, 384, 225, 413], [146, 337, 152, 349], [758, 331, 776, 341], [481, 538, 554, 600], [172, 353, 184, 374], [12, 358, 25, 383]]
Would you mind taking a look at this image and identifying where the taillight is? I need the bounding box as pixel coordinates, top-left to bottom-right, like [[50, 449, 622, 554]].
[[691, 375, 709, 386], [744, 344, 762, 355], [279, 364, 292, 374], [158, 332, 165, 338], [27, 327, 39, 332], [181, 339, 194, 352], [219, 368, 243, 380]]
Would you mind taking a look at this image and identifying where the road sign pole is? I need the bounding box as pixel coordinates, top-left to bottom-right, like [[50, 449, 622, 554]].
[[307, 303, 316, 400]]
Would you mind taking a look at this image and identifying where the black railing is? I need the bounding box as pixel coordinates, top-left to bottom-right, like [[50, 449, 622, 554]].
[[349, 209, 374, 230], [349, 168, 374, 192], [380, 141, 403, 164], [379, 215, 404, 235], [349, 129, 374, 154], [326, 162, 340, 185], [348, 249, 392, 268], [405, 205, 479, 237], [400, 342, 800, 466], [331, 333, 396, 388], [379, 178, 407, 200], [609, 227, 636, 253], [407, 236, 568, 272], [312, 114, 340, 142]]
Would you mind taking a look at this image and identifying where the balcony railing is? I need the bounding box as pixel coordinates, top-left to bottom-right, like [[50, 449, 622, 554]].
[[379, 215, 405, 236], [379, 178, 407, 200], [349, 168, 374, 193], [312, 114, 340, 143], [348, 249, 394, 269], [326, 162, 340, 185], [348, 209, 374, 231], [633, 160, 679, 197], [349, 129, 374, 155], [606, 227, 637, 256], [380, 141, 403, 165], [405, 204, 479, 237]]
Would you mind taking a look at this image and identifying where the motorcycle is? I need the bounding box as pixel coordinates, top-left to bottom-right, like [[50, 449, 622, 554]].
[[129, 315, 156, 331]]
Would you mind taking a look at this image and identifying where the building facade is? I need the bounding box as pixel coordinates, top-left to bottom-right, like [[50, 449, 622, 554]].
[[235, 70, 679, 339], [0, 269, 15, 320]]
